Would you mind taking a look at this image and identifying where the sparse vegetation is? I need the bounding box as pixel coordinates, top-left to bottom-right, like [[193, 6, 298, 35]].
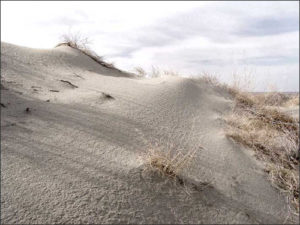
[[150, 66, 161, 78], [223, 83, 299, 215], [194, 73, 240, 96], [285, 96, 299, 107], [133, 66, 181, 78], [56, 32, 118, 70], [249, 92, 299, 107], [196, 73, 221, 86], [134, 66, 147, 77], [144, 146, 198, 181], [231, 71, 256, 92], [191, 72, 300, 216]]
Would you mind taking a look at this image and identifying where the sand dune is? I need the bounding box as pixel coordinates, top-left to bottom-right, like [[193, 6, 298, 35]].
[[1, 42, 296, 224]]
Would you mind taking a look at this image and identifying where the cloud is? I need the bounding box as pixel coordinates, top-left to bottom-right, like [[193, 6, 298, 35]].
[[38, 17, 84, 27], [1, 1, 299, 91], [104, 2, 299, 59], [240, 55, 299, 66], [237, 15, 299, 36]]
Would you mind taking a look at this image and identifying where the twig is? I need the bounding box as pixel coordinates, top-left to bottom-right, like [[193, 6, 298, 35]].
[[60, 80, 78, 88]]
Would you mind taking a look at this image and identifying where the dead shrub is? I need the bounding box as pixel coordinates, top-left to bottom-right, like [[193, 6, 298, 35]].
[[134, 66, 147, 77], [56, 32, 117, 70]]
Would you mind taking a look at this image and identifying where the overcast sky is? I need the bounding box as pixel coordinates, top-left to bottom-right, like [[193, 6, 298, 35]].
[[1, 1, 299, 91]]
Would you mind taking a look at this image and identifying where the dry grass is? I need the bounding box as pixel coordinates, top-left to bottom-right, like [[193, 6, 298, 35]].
[[144, 147, 198, 181], [196, 73, 221, 86], [250, 92, 299, 107], [234, 93, 256, 108], [197, 72, 299, 216], [265, 164, 299, 212], [149, 66, 161, 78], [231, 72, 256, 92], [197, 72, 300, 215], [133, 66, 181, 78], [197, 72, 255, 94], [134, 66, 147, 77], [56, 32, 118, 70], [284, 95, 299, 107], [256, 92, 290, 106], [195, 73, 240, 96], [224, 86, 299, 214], [226, 111, 298, 164]]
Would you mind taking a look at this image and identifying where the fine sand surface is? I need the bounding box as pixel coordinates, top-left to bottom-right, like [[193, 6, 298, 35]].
[[1, 42, 296, 224]]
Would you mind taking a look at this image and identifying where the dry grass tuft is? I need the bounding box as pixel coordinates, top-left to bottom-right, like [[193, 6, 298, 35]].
[[234, 93, 256, 108], [133, 66, 181, 78], [196, 72, 300, 215], [162, 70, 180, 77], [134, 66, 147, 77], [194, 74, 240, 97], [224, 84, 299, 214], [144, 147, 197, 180], [284, 96, 299, 107], [256, 92, 290, 106], [197, 74, 221, 86], [56, 33, 118, 71], [265, 164, 299, 212], [226, 112, 298, 163], [248, 92, 299, 107]]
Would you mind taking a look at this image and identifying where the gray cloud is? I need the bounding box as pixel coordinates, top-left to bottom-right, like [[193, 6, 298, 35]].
[[107, 45, 140, 58], [106, 6, 283, 57], [104, 8, 233, 58], [108, 2, 299, 60], [240, 55, 299, 66], [237, 15, 299, 36], [187, 59, 227, 66], [37, 2, 297, 91], [37, 11, 93, 28], [3, 1, 298, 91]]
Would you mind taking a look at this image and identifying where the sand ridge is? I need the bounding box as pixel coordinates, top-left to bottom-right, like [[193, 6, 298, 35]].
[[1, 42, 295, 224]]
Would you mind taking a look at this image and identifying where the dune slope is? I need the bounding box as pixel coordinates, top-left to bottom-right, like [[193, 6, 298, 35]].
[[0, 42, 295, 224]]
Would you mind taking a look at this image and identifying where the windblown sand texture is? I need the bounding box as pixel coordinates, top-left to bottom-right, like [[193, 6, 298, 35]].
[[1, 42, 297, 224]]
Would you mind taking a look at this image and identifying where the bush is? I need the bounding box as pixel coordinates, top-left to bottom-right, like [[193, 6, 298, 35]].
[[56, 32, 117, 70]]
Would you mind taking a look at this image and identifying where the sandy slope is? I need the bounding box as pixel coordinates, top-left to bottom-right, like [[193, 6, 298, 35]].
[[1, 42, 296, 224]]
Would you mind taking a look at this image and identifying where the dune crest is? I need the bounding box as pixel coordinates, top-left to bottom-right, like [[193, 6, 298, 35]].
[[1, 42, 295, 224]]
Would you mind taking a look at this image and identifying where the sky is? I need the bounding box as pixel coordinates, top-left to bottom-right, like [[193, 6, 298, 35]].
[[1, 1, 299, 92]]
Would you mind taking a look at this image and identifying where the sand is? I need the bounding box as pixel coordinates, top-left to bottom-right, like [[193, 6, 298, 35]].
[[1, 42, 297, 224]]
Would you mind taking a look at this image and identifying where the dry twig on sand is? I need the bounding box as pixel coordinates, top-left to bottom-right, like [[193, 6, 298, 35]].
[[56, 32, 118, 71]]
